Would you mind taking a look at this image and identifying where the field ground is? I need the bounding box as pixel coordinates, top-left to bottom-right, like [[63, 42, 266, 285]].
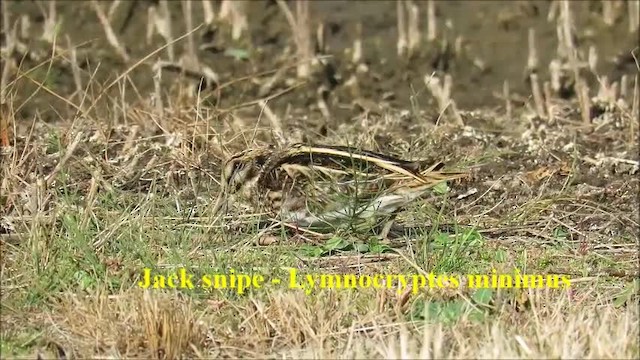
[[1, 0, 639, 358]]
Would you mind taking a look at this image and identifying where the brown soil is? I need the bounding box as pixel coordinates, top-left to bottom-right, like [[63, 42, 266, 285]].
[[4, 1, 638, 122]]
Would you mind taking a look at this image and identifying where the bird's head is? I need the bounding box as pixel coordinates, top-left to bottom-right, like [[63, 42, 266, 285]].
[[212, 148, 271, 217]]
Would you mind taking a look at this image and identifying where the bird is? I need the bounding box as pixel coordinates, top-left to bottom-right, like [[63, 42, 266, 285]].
[[212, 143, 467, 238]]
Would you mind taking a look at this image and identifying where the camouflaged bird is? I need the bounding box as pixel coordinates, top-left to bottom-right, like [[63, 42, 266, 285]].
[[212, 143, 466, 234]]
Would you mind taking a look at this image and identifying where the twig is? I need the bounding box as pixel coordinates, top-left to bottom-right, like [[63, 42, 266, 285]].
[[83, 25, 203, 119], [155, 60, 219, 87], [44, 132, 84, 188], [258, 100, 287, 147], [424, 74, 464, 126], [152, 60, 164, 119], [66, 35, 84, 103]]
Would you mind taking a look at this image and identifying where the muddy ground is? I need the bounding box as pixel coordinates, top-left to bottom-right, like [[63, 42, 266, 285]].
[[4, 1, 639, 121]]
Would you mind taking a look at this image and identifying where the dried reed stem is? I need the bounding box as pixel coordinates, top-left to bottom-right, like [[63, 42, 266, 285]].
[[527, 28, 545, 118], [90, 0, 130, 63], [258, 100, 286, 147], [503, 80, 512, 120], [629, 0, 640, 33], [0, 103, 9, 149], [555, 23, 566, 59], [219, 0, 248, 41], [547, 0, 559, 22], [66, 35, 83, 101], [602, 0, 615, 26], [424, 74, 464, 126], [202, 0, 215, 25], [397, 1, 407, 57], [530, 74, 546, 118], [20, 14, 30, 39], [41, 0, 57, 43], [317, 85, 331, 121], [620, 74, 628, 99], [107, 0, 122, 22], [427, 0, 436, 42], [632, 75, 638, 143], [181, 0, 198, 68], [147, 0, 175, 61], [45, 132, 84, 188], [527, 28, 538, 71], [407, 1, 420, 55], [543, 81, 554, 123], [549, 59, 562, 92], [316, 22, 325, 54], [1, 0, 13, 105], [276, 0, 313, 78], [352, 22, 362, 64], [560, 0, 590, 124], [588, 45, 598, 73], [152, 60, 164, 119]]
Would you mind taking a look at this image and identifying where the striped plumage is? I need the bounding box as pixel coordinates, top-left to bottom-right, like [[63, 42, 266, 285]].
[[213, 144, 466, 231]]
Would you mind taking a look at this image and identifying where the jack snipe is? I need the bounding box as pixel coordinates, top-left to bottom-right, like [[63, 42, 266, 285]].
[[212, 143, 466, 235]]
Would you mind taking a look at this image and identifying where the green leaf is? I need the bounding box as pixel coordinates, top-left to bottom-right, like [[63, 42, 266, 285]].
[[613, 280, 639, 307], [553, 226, 568, 240], [468, 308, 487, 322], [433, 181, 450, 195], [324, 236, 350, 251], [299, 245, 325, 258], [494, 249, 507, 262], [369, 243, 391, 254], [224, 48, 250, 60], [433, 232, 451, 246], [472, 288, 494, 306], [353, 243, 370, 252], [461, 228, 482, 245], [441, 301, 465, 323]]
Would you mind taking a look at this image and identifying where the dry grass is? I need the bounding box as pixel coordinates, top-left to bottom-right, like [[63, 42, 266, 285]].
[[4, 288, 638, 358]]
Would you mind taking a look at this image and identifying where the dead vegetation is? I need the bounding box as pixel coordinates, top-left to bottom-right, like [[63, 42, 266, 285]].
[[1, 0, 638, 358]]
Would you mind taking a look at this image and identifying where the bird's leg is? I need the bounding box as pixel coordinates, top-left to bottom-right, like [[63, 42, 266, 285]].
[[378, 211, 400, 243]]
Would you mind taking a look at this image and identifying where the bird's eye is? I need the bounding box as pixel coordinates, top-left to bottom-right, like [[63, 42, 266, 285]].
[[224, 160, 245, 192], [231, 161, 242, 176]]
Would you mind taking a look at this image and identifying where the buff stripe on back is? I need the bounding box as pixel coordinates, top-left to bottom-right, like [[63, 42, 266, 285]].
[[285, 145, 430, 184]]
